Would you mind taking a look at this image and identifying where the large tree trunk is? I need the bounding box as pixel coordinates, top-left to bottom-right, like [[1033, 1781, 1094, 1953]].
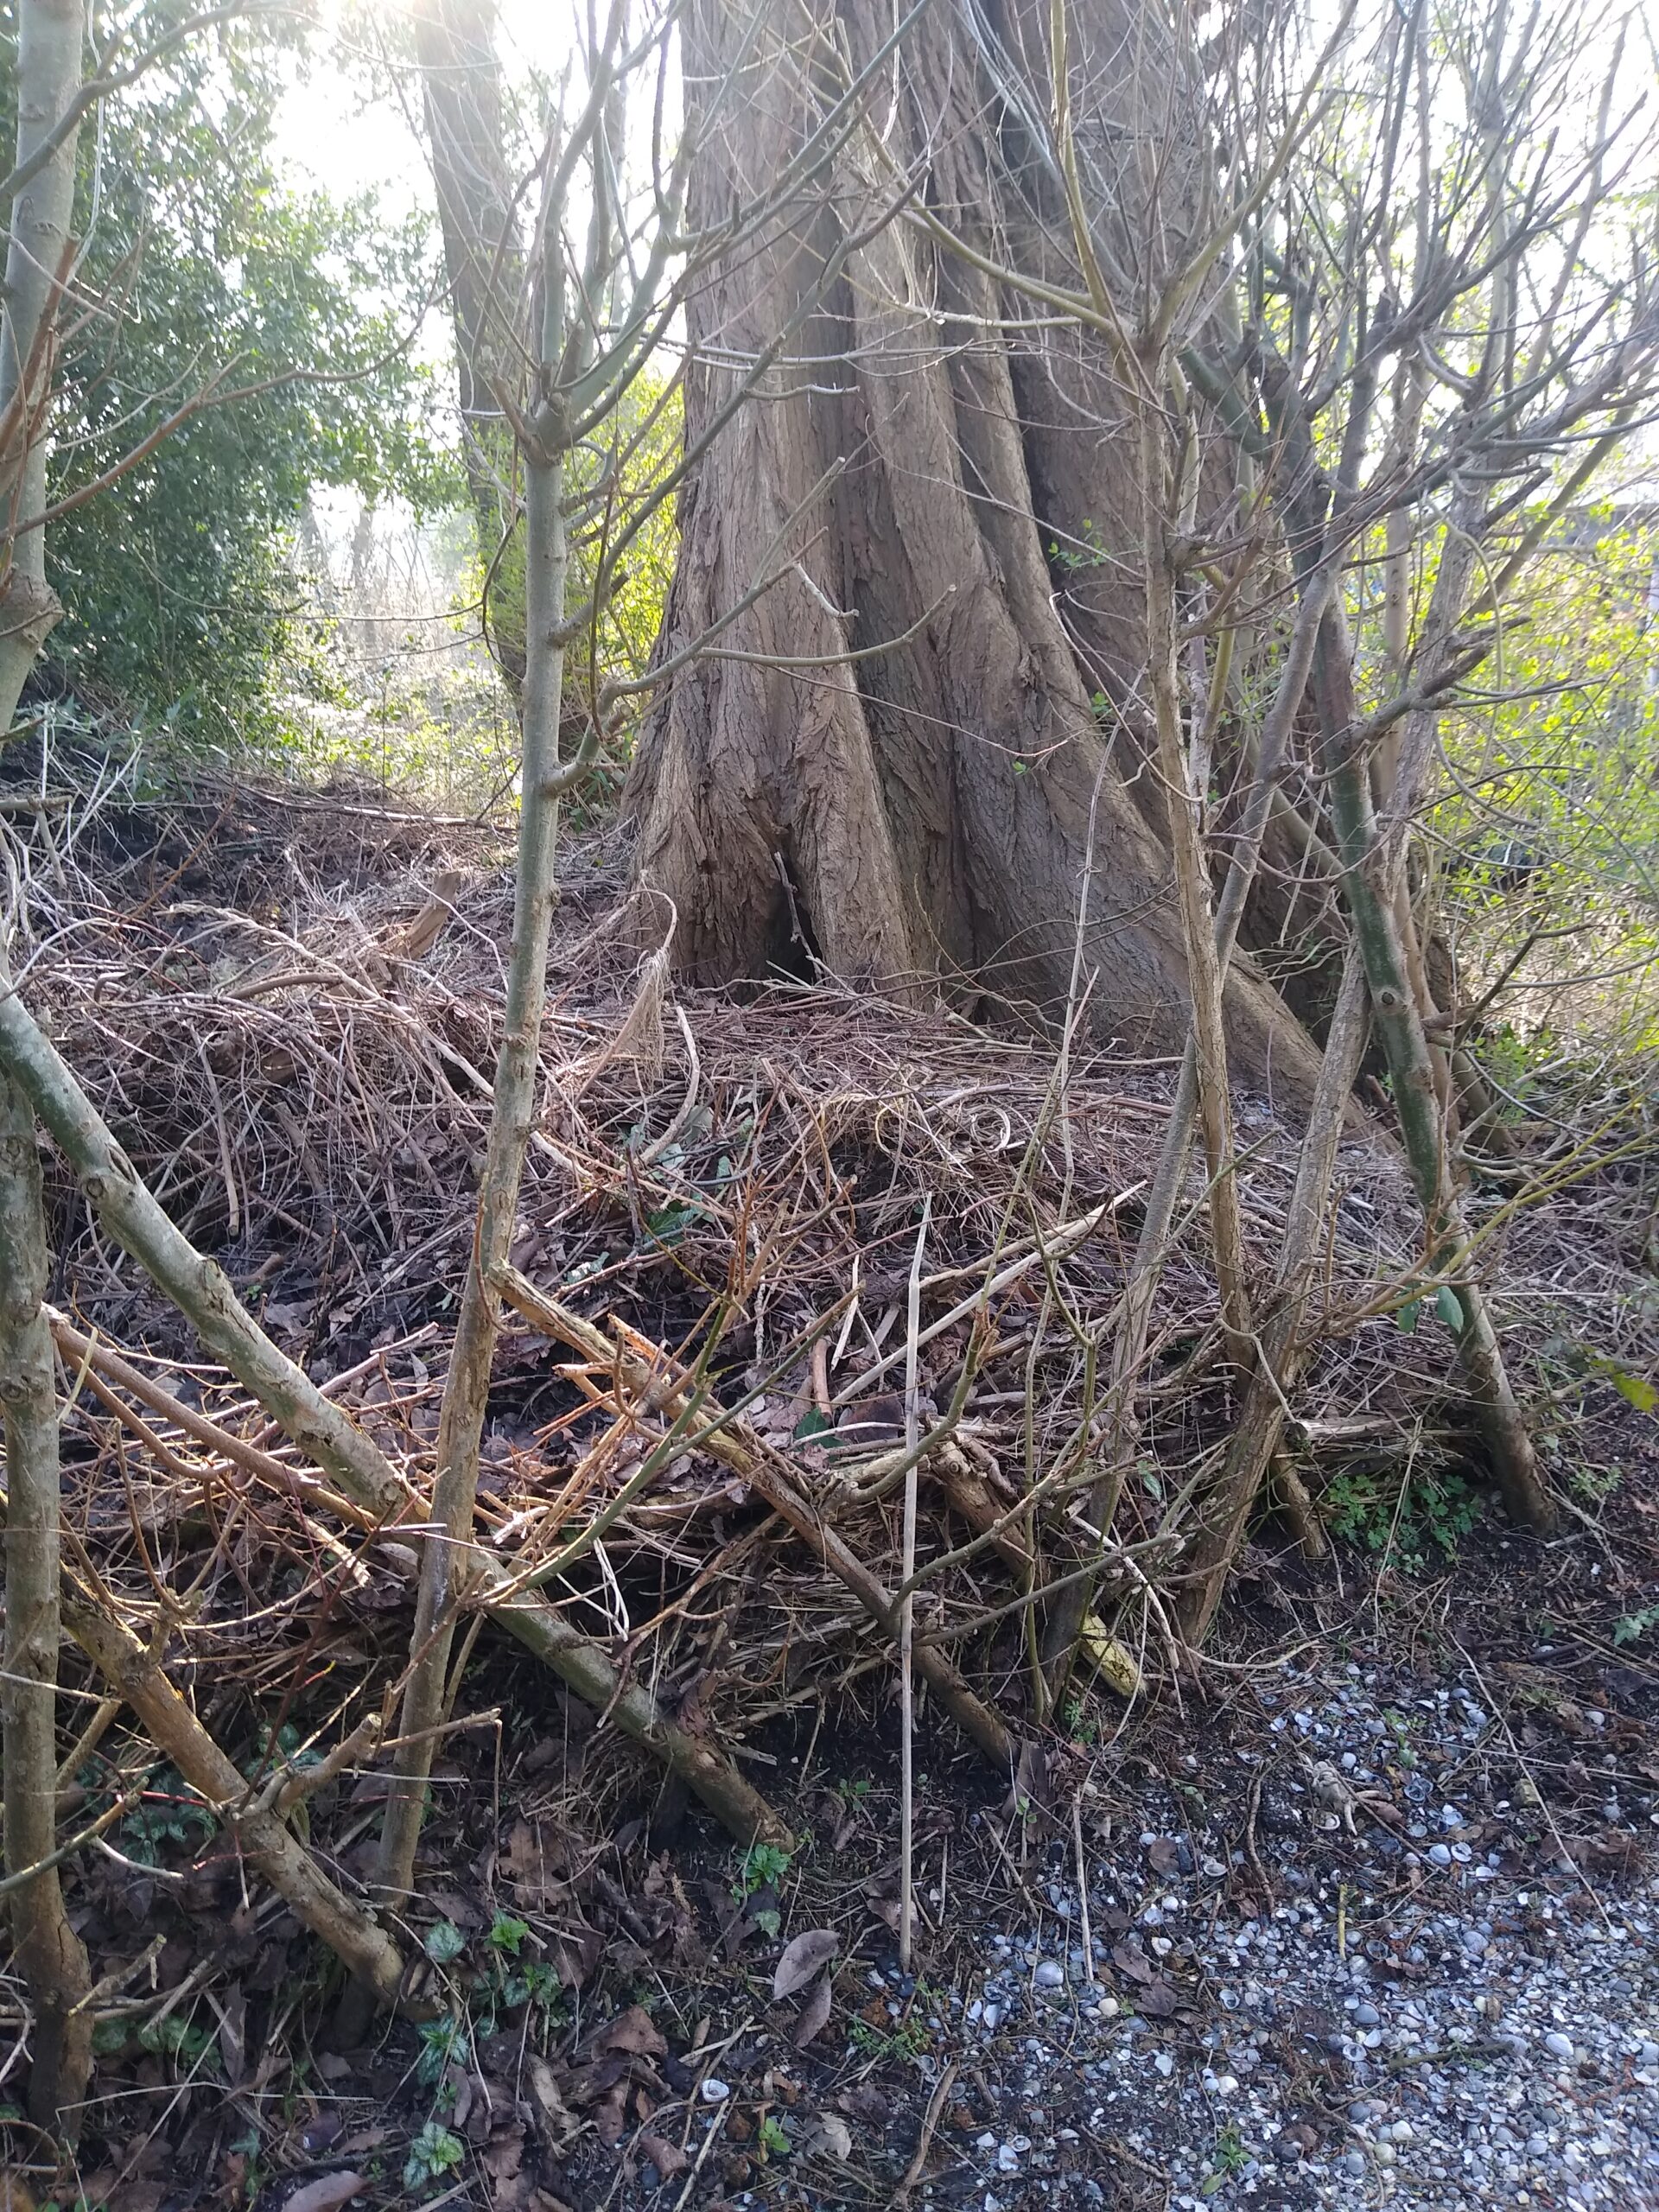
[[410, 0, 523, 586], [626, 0, 1323, 1099]]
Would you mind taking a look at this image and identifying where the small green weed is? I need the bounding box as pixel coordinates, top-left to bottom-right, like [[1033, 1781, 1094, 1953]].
[[121, 1767, 215, 1862], [1325, 1460, 1480, 1564], [1614, 1603, 1659, 1647], [487, 1911, 531, 1955], [1061, 1695, 1099, 1746], [732, 1841, 792, 1936], [849, 1982, 939, 2062], [404, 2121, 465, 2191], [424, 1919, 467, 1965], [415, 2012, 470, 2089], [137, 2015, 219, 2074], [1047, 518, 1109, 573], [1214, 2125, 1249, 2173], [758, 2114, 791, 2161]]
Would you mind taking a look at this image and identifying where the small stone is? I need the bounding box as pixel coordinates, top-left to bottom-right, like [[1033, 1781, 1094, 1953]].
[[1033, 1961, 1065, 1991], [701, 2077, 731, 2101], [1354, 2003, 1381, 2028], [1543, 2032, 1574, 2061], [1154, 2050, 1174, 2077], [1427, 1844, 1453, 1867]]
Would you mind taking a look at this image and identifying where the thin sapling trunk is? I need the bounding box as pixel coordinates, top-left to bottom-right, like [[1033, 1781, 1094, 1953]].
[[0, 1065, 92, 2135]]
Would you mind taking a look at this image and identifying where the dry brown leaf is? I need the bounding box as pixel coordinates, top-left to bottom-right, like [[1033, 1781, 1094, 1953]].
[[595, 2003, 668, 2058], [772, 1928, 840, 2000], [279, 2177, 366, 2212], [594, 2080, 629, 2147], [1111, 1941, 1154, 1984], [527, 2056, 579, 2151], [805, 2113, 854, 2161], [793, 1973, 835, 2048], [640, 2133, 690, 2178]]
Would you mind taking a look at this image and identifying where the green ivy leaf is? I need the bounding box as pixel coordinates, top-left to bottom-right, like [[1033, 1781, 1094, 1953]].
[[1395, 1299, 1421, 1335], [1435, 1285, 1465, 1332]]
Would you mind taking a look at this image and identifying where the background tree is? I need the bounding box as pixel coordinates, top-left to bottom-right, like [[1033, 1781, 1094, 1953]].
[[0, 6, 447, 751], [0, 0, 95, 2135], [625, 0, 1322, 1092]]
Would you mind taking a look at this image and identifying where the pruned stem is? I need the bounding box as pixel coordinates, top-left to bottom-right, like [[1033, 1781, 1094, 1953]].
[[1177, 946, 1370, 1640]]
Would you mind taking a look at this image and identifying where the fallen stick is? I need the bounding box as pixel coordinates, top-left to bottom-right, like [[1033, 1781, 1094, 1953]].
[[62, 1595, 408, 2010], [49, 1314, 383, 1530], [0, 988, 791, 1853], [494, 1268, 1020, 1773]]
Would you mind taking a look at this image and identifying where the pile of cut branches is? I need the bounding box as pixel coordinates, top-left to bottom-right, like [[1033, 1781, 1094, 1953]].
[[2, 767, 1653, 2171]]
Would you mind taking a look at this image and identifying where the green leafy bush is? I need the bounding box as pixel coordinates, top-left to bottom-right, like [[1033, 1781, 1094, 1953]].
[[0, 8, 450, 751]]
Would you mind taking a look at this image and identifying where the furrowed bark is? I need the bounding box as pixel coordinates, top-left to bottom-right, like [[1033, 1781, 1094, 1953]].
[[497, 1269, 1020, 1774], [0, 1068, 92, 2136], [0, 0, 84, 731], [626, 0, 1325, 1104], [410, 0, 523, 582], [0, 986, 791, 1867], [60, 1597, 407, 2008]]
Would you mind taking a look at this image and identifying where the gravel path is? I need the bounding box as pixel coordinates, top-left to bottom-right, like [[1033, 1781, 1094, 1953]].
[[840, 1657, 1659, 2210]]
